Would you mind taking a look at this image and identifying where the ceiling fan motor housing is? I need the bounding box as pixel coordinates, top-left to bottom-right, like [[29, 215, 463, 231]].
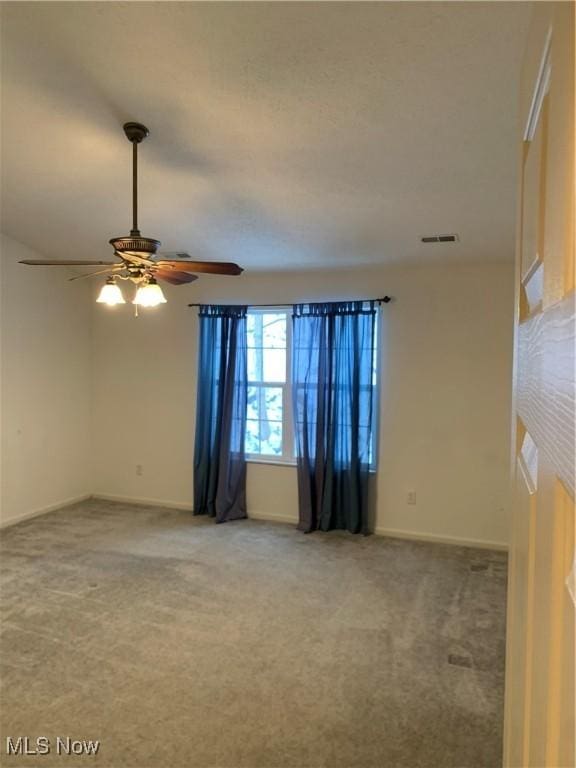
[[109, 235, 161, 255]]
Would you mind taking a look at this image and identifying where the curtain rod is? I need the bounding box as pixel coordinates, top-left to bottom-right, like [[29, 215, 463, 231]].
[[187, 296, 391, 308]]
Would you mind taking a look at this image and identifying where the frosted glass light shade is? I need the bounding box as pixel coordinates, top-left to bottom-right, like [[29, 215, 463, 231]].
[[96, 279, 125, 305], [133, 280, 167, 307]]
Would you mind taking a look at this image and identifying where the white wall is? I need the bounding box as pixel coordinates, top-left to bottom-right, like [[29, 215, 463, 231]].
[[92, 262, 514, 548], [0, 234, 92, 526]]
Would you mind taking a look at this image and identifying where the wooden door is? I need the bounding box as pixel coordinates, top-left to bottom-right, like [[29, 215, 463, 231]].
[[504, 3, 575, 767]]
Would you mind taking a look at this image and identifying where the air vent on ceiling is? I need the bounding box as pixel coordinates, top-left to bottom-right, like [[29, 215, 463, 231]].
[[421, 234, 459, 243]]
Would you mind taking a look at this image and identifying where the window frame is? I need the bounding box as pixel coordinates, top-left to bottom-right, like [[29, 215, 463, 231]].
[[245, 306, 296, 466]]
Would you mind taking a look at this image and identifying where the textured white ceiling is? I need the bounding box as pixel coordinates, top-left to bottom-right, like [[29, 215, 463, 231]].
[[1, 1, 532, 270]]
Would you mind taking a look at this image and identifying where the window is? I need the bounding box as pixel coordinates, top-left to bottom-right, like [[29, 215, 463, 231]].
[[245, 306, 379, 466], [245, 309, 293, 462]]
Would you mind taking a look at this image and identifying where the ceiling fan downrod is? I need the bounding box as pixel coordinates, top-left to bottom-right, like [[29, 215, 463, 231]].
[[123, 122, 149, 237], [109, 122, 161, 256]]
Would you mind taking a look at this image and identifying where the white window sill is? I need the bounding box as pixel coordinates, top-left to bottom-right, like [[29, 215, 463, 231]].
[[246, 457, 377, 474], [246, 457, 297, 468]]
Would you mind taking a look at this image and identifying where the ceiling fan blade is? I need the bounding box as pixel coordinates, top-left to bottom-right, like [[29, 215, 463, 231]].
[[68, 266, 124, 281], [156, 252, 191, 260], [154, 269, 198, 285], [154, 260, 243, 276], [20, 259, 120, 266]]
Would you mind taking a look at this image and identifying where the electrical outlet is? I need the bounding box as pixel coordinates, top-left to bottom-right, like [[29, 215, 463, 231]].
[[136, 464, 143, 476], [407, 490, 416, 505]]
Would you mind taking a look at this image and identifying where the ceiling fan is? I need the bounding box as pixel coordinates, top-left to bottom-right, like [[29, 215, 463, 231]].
[[19, 122, 243, 308]]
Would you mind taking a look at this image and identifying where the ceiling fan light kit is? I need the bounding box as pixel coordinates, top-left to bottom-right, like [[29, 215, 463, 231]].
[[96, 276, 125, 306], [19, 122, 243, 316], [96, 273, 167, 309], [133, 277, 167, 308]]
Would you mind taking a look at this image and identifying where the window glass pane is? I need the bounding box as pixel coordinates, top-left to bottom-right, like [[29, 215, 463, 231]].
[[263, 349, 286, 382], [262, 313, 286, 348], [245, 420, 260, 454], [260, 421, 282, 455], [247, 313, 262, 344], [263, 386, 283, 422], [247, 386, 259, 420], [246, 309, 288, 458], [248, 348, 263, 382]]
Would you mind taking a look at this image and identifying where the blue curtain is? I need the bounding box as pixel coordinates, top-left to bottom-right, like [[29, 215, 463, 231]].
[[292, 301, 377, 534], [193, 305, 248, 523]]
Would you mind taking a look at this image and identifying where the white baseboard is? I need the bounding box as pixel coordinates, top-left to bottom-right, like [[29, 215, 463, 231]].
[[77, 495, 508, 552], [241, 509, 508, 551], [248, 509, 298, 526], [249, 511, 507, 550], [93, 493, 193, 511], [374, 526, 508, 551], [94, 497, 297, 524], [0, 493, 92, 530]]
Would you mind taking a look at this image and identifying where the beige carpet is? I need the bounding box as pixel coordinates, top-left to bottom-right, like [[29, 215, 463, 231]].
[[0, 499, 507, 767]]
